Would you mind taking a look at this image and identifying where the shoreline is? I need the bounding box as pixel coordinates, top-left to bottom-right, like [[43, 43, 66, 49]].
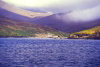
[[0, 37, 100, 40]]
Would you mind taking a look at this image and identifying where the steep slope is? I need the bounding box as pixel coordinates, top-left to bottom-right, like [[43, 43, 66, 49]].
[[0, 1, 52, 21], [0, 17, 68, 38], [32, 13, 100, 33], [0, 8, 33, 22], [69, 26, 100, 39], [23, 8, 47, 13], [1, 0, 99, 34]]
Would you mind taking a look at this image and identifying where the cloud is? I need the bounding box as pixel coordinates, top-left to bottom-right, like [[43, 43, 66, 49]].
[[41, 0, 100, 13], [2, 0, 100, 13], [1, 0, 100, 22], [2, 0, 60, 7], [56, 5, 100, 22]]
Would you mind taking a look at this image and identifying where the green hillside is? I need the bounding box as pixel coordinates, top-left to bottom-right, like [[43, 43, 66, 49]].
[[0, 17, 68, 38], [69, 26, 100, 39]]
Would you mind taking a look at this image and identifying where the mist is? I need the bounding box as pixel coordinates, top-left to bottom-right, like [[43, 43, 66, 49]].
[[2, 0, 100, 13], [55, 5, 100, 22], [1, 0, 100, 22]]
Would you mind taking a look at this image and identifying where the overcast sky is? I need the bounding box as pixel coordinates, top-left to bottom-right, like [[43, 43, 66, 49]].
[[1, 0, 100, 21], [2, 0, 100, 13]]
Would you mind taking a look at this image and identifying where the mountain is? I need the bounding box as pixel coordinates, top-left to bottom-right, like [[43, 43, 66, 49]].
[[32, 13, 100, 33], [0, 1, 52, 21], [0, 8, 33, 22], [69, 26, 100, 39], [22, 8, 47, 13], [0, 1, 100, 34], [0, 17, 68, 38]]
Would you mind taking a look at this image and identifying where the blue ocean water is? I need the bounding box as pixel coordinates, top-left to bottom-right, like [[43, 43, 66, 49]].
[[0, 38, 100, 67]]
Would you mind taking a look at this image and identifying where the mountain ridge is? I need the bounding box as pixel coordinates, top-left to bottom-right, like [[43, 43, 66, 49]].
[[0, 0, 100, 34], [0, 16, 68, 38], [0, 0, 52, 18], [32, 13, 100, 33], [69, 26, 100, 39]]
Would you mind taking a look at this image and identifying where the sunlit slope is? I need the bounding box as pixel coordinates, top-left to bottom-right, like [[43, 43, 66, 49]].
[[0, 17, 68, 37], [74, 26, 100, 34], [0, 1, 52, 18], [0, 18, 44, 37], [69, 26, 100, 39]]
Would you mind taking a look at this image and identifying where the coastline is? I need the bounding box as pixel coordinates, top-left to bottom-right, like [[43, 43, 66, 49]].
[[0, 36, 100, 40]]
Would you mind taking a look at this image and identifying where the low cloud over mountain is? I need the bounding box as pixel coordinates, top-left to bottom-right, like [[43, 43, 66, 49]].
[[2, 0, 100, 13], [0, 0, 100, 33], [56, 5, 100, 22], [0, 0, 52, 18]]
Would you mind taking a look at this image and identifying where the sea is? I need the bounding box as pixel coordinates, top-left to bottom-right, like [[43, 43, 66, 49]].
[[0, 38, 100, 67]]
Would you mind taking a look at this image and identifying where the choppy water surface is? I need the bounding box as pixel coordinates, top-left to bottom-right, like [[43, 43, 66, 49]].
[[0, 38, 100, 67]]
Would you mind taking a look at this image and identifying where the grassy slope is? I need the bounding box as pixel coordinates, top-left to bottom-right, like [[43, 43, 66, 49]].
[[74, 26, 100, 34], [69, 26, 100, 39], [0, 17, 68, 37]]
